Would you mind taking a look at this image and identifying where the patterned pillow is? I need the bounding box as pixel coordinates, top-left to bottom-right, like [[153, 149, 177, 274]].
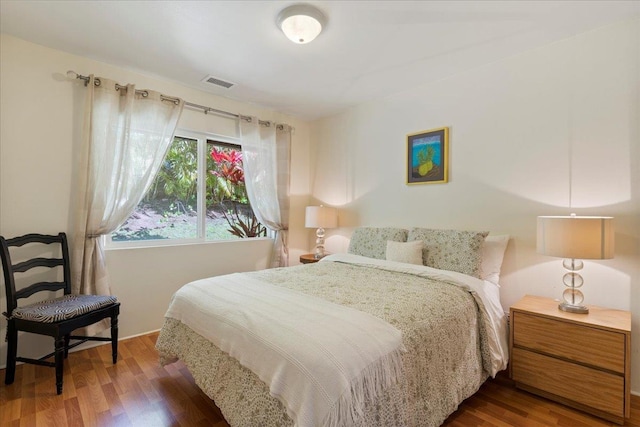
[[386, 240, 424, 265], [407, 228, 489, 277], [348, 227, 408, 260]]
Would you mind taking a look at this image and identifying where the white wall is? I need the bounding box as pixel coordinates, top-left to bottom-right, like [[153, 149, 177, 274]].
[[310, 19, 640, 392], [0, 34, 312, 363]]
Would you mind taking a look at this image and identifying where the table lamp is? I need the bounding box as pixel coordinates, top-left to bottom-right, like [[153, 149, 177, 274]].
[[536, 214, 614, 314], [305, 205, 338, 259]]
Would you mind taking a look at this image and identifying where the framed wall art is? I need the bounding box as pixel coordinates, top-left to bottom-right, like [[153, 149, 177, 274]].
[[406, 127, 449, 185]]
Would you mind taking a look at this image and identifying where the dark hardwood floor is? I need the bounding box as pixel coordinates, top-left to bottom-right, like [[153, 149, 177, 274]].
[[1, 332, 638, 426]]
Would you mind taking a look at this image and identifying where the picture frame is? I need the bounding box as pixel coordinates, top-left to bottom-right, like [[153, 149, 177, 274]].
[[406, 127, 449, 185]]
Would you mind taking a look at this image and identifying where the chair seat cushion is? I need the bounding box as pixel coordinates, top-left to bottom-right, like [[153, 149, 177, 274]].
[[12, 294, 118, 323]]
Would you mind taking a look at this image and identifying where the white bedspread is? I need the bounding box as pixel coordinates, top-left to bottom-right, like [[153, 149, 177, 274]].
[[164, 273, 406, 427]]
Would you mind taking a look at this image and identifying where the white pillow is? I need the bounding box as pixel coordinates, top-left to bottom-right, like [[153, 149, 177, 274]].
[[386, 240, 424, 265], [480, 235, 510, 286]]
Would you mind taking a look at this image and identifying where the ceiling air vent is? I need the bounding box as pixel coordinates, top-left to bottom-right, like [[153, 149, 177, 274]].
[[201, 75, 235, 89]]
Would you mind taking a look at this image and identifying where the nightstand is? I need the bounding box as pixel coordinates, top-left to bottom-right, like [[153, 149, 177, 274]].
[[299, 253, 320, 264], [510, 295, 631, 424]]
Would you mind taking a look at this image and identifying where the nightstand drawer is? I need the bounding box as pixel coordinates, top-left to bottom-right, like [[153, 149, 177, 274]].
[[512, 347, 624, 417], [513, 311, 625, 373]]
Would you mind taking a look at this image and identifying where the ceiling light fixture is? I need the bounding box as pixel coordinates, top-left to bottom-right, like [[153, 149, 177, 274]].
[[277, 4, 326, 44]]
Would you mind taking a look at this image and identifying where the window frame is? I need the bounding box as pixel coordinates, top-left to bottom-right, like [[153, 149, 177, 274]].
[[105, 128, 270, 249]]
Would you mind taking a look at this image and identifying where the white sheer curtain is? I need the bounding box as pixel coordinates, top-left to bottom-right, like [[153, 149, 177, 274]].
[[240, 117, 292, 268], [71, 76, 183, 318]]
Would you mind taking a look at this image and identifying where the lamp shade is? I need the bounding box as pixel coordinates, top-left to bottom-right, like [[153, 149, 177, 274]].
[[305, 206, 337, 229], [537, 216, 614, 260], [277, 4, 326, 44]]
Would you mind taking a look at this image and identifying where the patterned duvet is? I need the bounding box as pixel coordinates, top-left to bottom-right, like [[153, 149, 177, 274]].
[[156, 255, 506, 427]]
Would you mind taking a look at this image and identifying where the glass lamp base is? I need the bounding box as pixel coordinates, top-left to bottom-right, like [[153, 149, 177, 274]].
[[558, 258, 588, 314], [558, 302, 589, 314], [314, 227, 326, 259]]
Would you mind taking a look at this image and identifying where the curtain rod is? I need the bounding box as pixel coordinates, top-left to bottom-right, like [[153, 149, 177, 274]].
[[66, 70, 288, 129]]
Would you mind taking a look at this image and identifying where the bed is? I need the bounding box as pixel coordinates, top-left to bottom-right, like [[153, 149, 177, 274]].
[[156, 227, 509, 427]]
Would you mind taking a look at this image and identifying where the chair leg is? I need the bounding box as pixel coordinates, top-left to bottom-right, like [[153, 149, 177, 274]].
[[64, 334, 71, 358], [4, 321, 18, 385], [54, 336, 65, 395], [111, 313, 119, 364]]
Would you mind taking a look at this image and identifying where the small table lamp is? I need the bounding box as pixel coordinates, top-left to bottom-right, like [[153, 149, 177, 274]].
[[537, 214, 614, 314], [305, 205, 338, 259]]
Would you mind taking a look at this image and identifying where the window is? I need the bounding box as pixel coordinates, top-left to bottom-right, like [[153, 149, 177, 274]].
[[110, 132, 266, 245]]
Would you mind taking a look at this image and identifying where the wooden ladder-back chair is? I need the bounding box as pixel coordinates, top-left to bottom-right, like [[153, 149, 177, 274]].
[[0, 232, 120, 394]]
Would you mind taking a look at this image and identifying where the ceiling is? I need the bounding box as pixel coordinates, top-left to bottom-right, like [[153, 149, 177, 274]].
[[1, 1, 638, 120]]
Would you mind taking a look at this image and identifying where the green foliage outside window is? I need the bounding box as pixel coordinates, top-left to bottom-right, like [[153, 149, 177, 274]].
[[147, 137, 198, 212], [112, 136, 265, 242]]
